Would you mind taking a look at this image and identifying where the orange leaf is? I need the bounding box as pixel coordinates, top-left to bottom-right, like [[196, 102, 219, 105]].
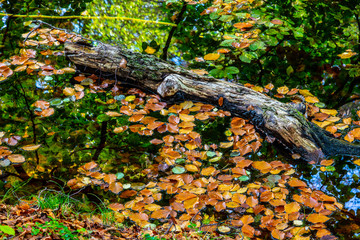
[[320, 159, 334, 166], [218, 97, 224, 106], [150, 139, 163, 145], [307, 213, 330, 223], [150, 209, 171, 219], [108, 203, 124, 211], [241, 215, 254, 225], [201, 166, 216, 176], [83, 161, 98, 171], [109, 182, 123, 194], [288, 178, 307, 188], [34, 100, 50, 109], [246, 196, 258, 207], [242, 224, 255, 238], [106, 111, 122, 117], [226, 201, 240, 208], [120, 189, 137, 198], [252, 161, 272, 173], [184, 196, 199, 209], [233, 22, 253, 29], [41, 108, 54, 117], [285, 202, 300, 213]]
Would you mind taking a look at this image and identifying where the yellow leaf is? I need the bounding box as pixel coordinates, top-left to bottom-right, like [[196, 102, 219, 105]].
[[204, 53, 220, 61], [144, 46, 156, 54], [220, 142, 233, 148], [305, 96, 319, 103], [299, 89, 314, 97], [320, 109, 338, 116], [180, 101, 194, 109], [185, 164, 198, 172], [252, 86, 263, 92], [125, 95, 136, 102], [277, 86, 289, 95], [63, 87, 75, 96], [21, 144, 41, 151], [353, 159, 360, 166], [60, 67, 76, 73], [312, 120, 332, 128], [338, 49, 357, 59]]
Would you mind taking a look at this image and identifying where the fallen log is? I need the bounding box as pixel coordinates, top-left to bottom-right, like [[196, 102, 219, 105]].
[[64, 40, 360, 163]]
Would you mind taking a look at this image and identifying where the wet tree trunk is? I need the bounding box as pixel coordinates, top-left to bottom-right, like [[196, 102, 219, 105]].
[[65, 41, 360, 163]]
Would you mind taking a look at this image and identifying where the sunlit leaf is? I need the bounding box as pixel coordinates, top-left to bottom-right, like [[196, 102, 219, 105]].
[[204, 53, 220, 61], [21, 144, 41, 151], [307, 213, 330, 223]]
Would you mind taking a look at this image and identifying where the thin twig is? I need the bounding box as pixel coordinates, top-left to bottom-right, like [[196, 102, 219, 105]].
[[15, 81, 40, 164], [161, 1, 188, 60], [92, 121, 108, 160]]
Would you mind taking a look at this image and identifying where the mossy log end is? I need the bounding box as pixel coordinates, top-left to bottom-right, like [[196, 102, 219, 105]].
[[65, 41, 360, 163]]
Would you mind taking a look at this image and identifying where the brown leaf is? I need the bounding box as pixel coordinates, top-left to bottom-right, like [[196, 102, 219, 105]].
[[120, 190, 137, 198]]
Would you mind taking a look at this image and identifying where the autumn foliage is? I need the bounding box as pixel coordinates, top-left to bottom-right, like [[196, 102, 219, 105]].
[[1, 24, 360, 240]]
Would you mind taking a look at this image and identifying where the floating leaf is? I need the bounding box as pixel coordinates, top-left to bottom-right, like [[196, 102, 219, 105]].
[[21, 144, 41, 151], [172, 166, 186, 174], [201, 166, 216, 176], [7, 154, 26, 164], [307, 213, 330, 223], [63, 87, 75, 96], [285, 202, 300, 213], [233, 22, 253, 29]]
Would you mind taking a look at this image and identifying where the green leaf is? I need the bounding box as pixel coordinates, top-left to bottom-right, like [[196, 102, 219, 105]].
[[116, 172, 124, 179], [0, 225, 15, 235], [209, 156, 221, 162], [325, 166, 335, 172], [50, 98, 63, 106], [240, 54, 251, 63], [175, 158, 185, 164], [209, 68, 222, 78], [220, 39, 235, 47], [172, 166, 185, 174], [286, 65, 294, 75], [224, 66, 239, 75], [206, 151, 216, 157], [238, 176, 249, 181], [219, 15, 234, 22]]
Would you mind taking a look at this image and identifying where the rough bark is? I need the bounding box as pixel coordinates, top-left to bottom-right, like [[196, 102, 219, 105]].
[[64, 41, 360, 163]]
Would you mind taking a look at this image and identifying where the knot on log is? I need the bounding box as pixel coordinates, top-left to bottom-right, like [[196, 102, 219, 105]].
[[157, 74, 183, 97]]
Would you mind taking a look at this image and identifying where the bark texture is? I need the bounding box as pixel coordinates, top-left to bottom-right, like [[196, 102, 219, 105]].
[[65, 41, 360, 163]]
